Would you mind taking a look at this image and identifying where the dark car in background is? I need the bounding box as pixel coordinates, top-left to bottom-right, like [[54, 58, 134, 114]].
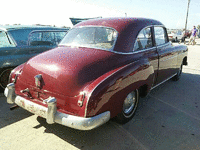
[[184, 30, 191, 38], [0, 25, 69, 89]]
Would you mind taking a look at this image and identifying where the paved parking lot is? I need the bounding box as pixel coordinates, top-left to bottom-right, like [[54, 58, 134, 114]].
[[0, 39, 200, 150]]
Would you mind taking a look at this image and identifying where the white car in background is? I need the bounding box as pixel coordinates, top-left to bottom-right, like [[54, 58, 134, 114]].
[[168, 30, 183, 42]]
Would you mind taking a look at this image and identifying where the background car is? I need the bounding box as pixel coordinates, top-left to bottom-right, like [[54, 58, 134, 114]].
[[0, 25, 69, 90], [184, 30, 191, 38], [168, 30, 183, 42]]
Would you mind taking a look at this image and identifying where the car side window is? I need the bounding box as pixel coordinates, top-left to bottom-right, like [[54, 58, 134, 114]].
[[0, 31, 15, 48], [154, 27, 168, 46], [29, 31, 67, 46], [134, 27, 153, 51]]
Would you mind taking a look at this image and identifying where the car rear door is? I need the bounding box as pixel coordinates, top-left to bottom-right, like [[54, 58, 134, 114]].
[[154, 26, 178, 85], [133, 27, 159, 86]]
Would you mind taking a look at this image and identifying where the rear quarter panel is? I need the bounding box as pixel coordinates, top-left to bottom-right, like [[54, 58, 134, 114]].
[[85, 58, 155, 118], [175, 44, 188, 66]]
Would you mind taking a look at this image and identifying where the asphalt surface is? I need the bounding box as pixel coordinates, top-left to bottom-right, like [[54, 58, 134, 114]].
[[0, 39, 200, 150]]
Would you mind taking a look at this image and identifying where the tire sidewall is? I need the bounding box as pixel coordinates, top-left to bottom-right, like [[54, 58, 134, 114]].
[[122, 90, 139, 118], [0, 68, 13, 89], [115, 89, 139, 124]]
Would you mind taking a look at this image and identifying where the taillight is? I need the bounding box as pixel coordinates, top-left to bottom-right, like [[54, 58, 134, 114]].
[[8, 64, 24, 83], [9, 71, 20, 83], [77, 91, 86, 107], [8, 70, 16, 83]]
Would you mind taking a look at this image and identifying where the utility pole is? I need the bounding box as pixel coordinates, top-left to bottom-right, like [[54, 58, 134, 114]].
[[185, 0, 190, 32]]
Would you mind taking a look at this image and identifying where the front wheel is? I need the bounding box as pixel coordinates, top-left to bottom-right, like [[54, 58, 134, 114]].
[[115, 89, 139, 124]]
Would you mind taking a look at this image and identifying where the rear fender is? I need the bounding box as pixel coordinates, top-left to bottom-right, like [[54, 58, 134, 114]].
[[175, 45, 188, 65], [85, 59, 154, 118]]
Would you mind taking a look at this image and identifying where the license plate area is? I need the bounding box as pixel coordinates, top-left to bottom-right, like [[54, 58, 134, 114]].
[[15, 96, 47, 118]]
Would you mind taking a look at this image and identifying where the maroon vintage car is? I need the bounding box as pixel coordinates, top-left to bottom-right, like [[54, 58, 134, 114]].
[[5, 18, 188, 130]]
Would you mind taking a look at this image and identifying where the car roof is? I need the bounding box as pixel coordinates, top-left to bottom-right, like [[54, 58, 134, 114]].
[[0, 25, 70, 32], [74, 17, 163, 32], [74, 17, 164, 53]]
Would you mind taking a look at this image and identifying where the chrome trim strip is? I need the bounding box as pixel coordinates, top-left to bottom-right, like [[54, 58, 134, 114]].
[[160, 54, 178, 62], [133, 26, 153, 51], [133, 47, 157, 53], [156, 42, 171, 48], [150, 73, 177, 90], [113, 47, 157, 55]]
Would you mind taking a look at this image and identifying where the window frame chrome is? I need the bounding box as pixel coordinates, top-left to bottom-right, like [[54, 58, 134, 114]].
[[111, 25, 170, 55], [154, 26, 169, 47], [58, 25, 170, 55], [133, 26, 154, 52]]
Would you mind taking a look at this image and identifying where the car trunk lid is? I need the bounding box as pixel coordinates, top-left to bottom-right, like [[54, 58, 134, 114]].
[[17, 46, 131, 97]]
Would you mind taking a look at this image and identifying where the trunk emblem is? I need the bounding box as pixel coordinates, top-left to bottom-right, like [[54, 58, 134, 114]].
[[34, 74, 42, 88]]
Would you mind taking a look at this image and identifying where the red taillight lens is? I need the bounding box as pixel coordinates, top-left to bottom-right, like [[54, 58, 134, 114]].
[[77, 92, 86, 107], [9, 71, 17, 83], [8, 64, 25, 84]]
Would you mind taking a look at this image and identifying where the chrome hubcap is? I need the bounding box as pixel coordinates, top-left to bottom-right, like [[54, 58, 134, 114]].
[[123, 91, 136, 115]]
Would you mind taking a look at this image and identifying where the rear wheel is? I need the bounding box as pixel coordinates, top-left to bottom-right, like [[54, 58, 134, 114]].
[[0, 68, 13, 89], [116, 89, 139, 124]]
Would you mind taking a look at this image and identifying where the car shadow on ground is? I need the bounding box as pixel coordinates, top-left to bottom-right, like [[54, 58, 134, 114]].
[[36, 116, 145, 150], [34, 72, 200, 150], [0, 96, 33, 129]]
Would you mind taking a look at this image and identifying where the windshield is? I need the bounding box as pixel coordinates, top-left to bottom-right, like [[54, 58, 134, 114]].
[[59, 27, 118, 51]]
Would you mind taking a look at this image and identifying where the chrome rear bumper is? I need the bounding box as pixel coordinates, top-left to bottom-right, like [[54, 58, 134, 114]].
[[4, 83, 110, 130]]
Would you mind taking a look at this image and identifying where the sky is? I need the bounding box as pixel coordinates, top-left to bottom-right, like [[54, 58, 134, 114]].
[[1, 0, 199, 29]]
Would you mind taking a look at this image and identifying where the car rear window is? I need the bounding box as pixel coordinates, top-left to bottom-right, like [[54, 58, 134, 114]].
[[59, 27, 118, 51]]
